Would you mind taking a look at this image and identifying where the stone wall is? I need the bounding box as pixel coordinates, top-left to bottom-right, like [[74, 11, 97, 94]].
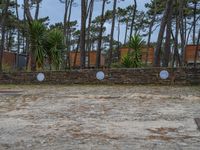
[[0, 68, 199, 85]]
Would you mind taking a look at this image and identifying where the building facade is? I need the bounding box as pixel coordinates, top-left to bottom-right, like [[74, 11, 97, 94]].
[[69, 51, 105, 68], [184, 45, 200, 65], [2, 51, 27, 70], [119, 47, 154, 65]]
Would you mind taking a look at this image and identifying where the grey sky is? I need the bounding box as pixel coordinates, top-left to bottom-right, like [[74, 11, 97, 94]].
[[18, 0, 152, 42], [18, 0, 150, 24]]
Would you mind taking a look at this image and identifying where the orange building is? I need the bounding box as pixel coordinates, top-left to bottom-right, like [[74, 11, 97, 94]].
[[120, 47, 154, 64], [2, 51, 27, 69], [2, 51, 16, 68], [70, 51, 105, 68], [184, 45, 200, 64]]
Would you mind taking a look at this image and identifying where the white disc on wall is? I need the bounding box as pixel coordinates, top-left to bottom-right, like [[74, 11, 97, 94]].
[[37, 73, 45, 82], [160, 70, 169, 80], [96, 71, 105, 80]]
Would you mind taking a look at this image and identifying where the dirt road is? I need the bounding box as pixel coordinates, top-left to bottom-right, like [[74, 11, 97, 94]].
[[0, 85, 200, 150]]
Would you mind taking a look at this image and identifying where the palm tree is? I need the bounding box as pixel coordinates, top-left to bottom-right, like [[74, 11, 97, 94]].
[[44, 29, 64, 70], [122, 34, 143, 68], [28, 20, 64, 70], [28, 20, 46, 70], [128, 34, 143, 68]]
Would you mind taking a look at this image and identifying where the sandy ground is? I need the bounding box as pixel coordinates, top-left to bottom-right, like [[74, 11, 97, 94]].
[[0, 85, 200, 150]]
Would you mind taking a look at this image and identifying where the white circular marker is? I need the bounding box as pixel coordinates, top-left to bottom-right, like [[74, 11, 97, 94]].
[[160, 70, 169, 80], [37, 73, 45, 82], [96, 71, 105, 80]]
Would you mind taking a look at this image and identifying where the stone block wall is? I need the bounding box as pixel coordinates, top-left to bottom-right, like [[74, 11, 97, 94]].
[[0, 68, 199, 85]]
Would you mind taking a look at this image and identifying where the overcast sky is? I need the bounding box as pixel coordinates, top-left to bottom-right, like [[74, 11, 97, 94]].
[[18, 0, 150, 24], [18, 0, 153, 42]]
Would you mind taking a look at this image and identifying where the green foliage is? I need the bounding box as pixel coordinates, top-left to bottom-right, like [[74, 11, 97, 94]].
[[128, 35, 143, 68], [121, 34, 143, 68], [29, 21, 64, 70], [2, 63, 13, 72], [29, 20, 46, 68], [122, 54, 133, 68], [43, 29, 64, 70], [111, 62, 123, 68], [129, 34, 143, 50]]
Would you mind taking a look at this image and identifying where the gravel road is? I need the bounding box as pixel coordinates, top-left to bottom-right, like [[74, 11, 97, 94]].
[[0, 85, 200, 150]]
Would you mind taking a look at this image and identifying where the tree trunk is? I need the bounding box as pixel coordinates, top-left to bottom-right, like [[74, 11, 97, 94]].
[[23, 0, 29, 70], [96, 0, 106, 68], [7, 30, 13, 51], [15, 0, 20, 68], [24, 0, 36, 71], [124, 21, 128, 45], [163, 1, 173, 67], [5, 31, 9, 51], [192, 1, 197, 44], [23, 0, 26, 53], [63, 0, 70, 37], [80, 0, 87, 68], [117, 16, 121, 62], [146, 21, 154, 65], [66, 0, 73, 69], [194, 29, 200, 68], [172, 10, 181, 68], [146, 1, 157, 65], [24, 0, 33, 23], [86, 0, 94, 68], [186, 16, 200, 45], [63, 0, 70, 69], [154, 0, 173, 67], [74, 37, 80, 68], [108, 0, 117, 67], [179, 0, 185, 66], [129, 0, 137, 38], [0, 0, 10, 72], [35, 0, 41, 20]]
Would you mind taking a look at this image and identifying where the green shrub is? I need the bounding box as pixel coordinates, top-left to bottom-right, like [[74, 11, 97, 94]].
[[111, 62, 123, 68], [122, 54, 133, 68], [127, 34, 143, 68]]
